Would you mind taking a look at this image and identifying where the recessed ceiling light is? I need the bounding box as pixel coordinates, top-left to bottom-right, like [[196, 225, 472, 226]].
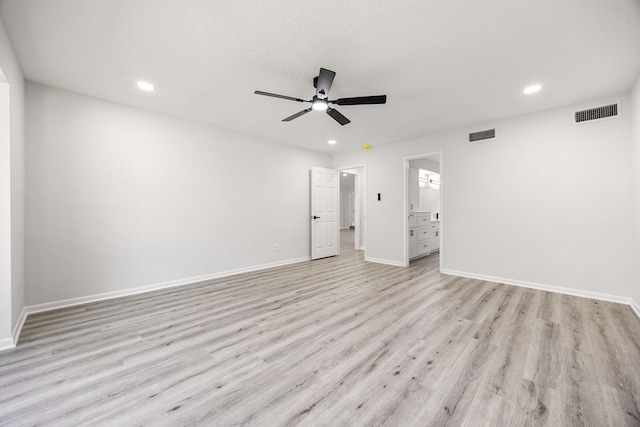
[[328, 139, 337, 145], [343, 173, 348, 177], [523, 84, 542, 94], [137, 81, 155, 91]]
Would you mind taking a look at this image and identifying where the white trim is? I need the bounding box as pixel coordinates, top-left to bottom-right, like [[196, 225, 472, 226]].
[[12, 307, 27, 343], [24, 257, 310, 316], [442, 268, 632, 305], [3, 257, 310, 351], [365, 256, 404, 267], [630, 297, 640, 319], [0, 337, 14, 352], [4, 260, 638, 352], [0, 307, 28, 352]]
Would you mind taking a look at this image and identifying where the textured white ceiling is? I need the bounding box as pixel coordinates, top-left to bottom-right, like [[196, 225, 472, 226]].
[[1, 0, 639, 153]]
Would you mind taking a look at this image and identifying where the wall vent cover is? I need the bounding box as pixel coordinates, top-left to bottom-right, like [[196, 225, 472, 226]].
[[573, 102, 619, 124], [468, 128, 496, 143]]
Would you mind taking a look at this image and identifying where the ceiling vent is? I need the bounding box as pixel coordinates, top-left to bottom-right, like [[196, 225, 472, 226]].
[[573, 102, 619, 125], [468, 128, 496, 143]]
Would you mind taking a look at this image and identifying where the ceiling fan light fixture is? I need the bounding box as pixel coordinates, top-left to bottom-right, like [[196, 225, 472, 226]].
[[312, 99, 328, 111]]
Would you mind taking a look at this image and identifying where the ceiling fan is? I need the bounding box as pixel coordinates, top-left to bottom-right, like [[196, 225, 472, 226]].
[[254, 68, 387, 126]]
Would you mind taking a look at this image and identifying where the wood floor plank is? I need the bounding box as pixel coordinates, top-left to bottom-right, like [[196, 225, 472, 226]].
[[1, 230, 639, 426], [523, 319, 561, 390]]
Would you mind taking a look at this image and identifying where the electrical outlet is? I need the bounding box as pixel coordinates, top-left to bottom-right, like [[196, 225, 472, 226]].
[[272, 243, 282, 251]]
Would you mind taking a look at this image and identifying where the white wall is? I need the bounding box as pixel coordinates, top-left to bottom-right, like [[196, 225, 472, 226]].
[[25, 82, 331, 305], [631, 74, 640, 310], [334, 95, 633, 299], [0, 15, 25, 345], [409, 158, 440, 173]]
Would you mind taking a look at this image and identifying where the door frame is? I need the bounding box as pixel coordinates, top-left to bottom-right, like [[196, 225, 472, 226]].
[[403, 152, 443, 268], [338, 164, 366, 253], [0, 72, 12, 347]]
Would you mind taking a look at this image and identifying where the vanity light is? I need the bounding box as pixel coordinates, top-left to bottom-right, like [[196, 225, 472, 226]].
[[523, 84, 542, 94], [137, 81, 155, 91], [328, 139, 337, 145]]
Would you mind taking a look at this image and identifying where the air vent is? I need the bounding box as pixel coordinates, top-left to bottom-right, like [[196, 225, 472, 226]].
[[468, 128, 496, 143], [573, 102, 619, 124]]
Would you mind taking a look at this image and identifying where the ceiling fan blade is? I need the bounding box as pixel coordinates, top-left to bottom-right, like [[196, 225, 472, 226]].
[[331, 95, 387, 106], [254, 90, 307, 103], [282, 108, 313, 122], [327, 108, 351, 126], [315, 68, 336, 99]]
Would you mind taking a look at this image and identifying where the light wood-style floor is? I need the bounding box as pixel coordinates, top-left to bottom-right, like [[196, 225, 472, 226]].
[[2, 230, 640, 426]]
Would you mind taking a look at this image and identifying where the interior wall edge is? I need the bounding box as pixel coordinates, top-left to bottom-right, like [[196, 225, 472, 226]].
[[7, 306, 27, 350], [442, 268, 640, 319]]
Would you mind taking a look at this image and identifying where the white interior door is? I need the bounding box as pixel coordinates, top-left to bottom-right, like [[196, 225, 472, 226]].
[[311, 166, 339, 260]]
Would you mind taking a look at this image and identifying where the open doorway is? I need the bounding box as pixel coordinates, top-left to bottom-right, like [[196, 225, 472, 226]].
[[340, 172, 355, 230], [403, 153, 442, 268], [338, 165, 366, 255]]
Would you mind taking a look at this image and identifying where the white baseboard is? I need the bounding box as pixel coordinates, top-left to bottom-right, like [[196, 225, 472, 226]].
[[22, 256, 310, 317], [12, 307, 27, 344], [365, 256, 404, 267], [0, 307, 29, 352], [0, 337, 14, 352], [630, 297, 640, 319], [2, 257, 310, 352], [442, 268, 636, 309], [6, 259, 638, 352]]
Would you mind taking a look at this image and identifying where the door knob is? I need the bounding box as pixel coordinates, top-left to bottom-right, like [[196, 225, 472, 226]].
[[313, 216, 321, 219]]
